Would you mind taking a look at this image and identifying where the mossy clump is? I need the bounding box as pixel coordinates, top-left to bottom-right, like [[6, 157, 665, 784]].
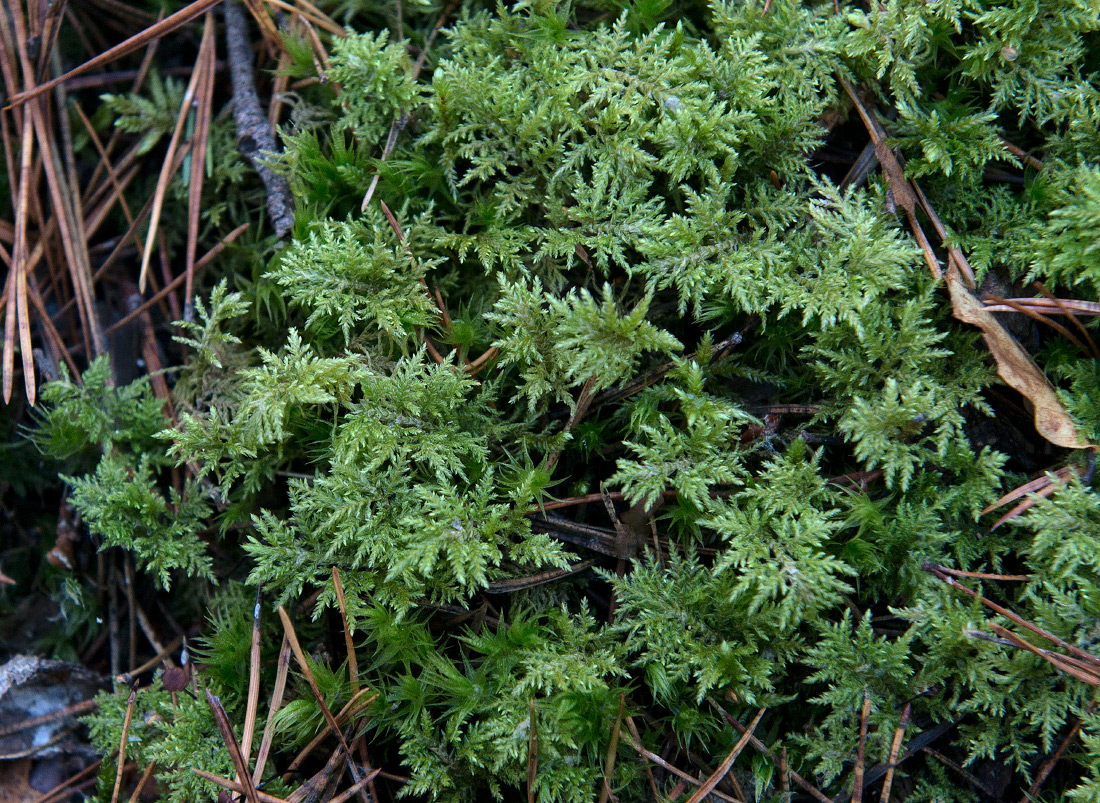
[[34, 0, 1100, 800]]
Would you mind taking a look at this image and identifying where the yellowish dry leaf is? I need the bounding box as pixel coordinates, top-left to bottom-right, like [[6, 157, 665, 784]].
[[946, 263, 1090, 450]]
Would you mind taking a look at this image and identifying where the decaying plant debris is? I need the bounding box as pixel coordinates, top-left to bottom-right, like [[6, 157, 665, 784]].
[[1, 0, 1100, 800]]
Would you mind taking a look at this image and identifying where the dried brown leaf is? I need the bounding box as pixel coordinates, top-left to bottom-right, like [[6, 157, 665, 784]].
[[946, 264, 1089, 450]]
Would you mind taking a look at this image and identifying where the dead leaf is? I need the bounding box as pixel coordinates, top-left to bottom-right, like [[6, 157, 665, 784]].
[[839, 79, 1089, 452], [946, 264, 1090, 450]]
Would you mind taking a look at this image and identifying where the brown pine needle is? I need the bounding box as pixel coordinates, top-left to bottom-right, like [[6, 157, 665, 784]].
[[983, 297, 1100, 316], [878, 704, 910, 803], [982, 466, 1075, 515], [3, 256, 23, 403], [262, 0, 346, 35], [240, 586, 264, 772], [285, 687, 377, 776], [110, 687, 137, 803], [37, 759, 103, 803], [983, 294, 1087, 352], [620, 719, 741, 803], [990, 484, 1061, 529], [622, 717, 660, 800], [277, 605, 371, 802], [921, 748, 992, 796], [115, 634, 183, 684], [7, 0, 225, 107], [293, 0, 347, 36], [598, 694, 625, 803], [70, 101, 145, 260], [988, 623, 1100, 687], [332, 566, 360, 694], [1021, 716, 1087, 803], [1033, 281, 1100, 358], [931, 566, 1030, 582], [527, 698, 538, 803], [252, 634, 292, 786], [193, 769, 290, 803], [923, 564, 1100, 672], [328, 769, 382, 803], [240, 0, 284, 55], [138, 16, 211, 293], [183, 13, 217, 314], [105, 221, 250, 335], [15, 38, 106, 373], [267, 26, 293, 126], [852, 693, 871, 803], [5, 73, 35, 404], [709, 699, 835, 803], [298, 15, 330, 71], [465, 345, 498, 374], [125, 761, 157, 803], [685, 707, 765, 803], [206, 689, 263, 803], [531, 491, 627, 513]]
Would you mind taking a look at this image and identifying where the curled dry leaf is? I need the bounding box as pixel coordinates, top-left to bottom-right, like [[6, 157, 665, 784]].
[[840, 79, 1090, 453], [946, 263, 1090, 450]]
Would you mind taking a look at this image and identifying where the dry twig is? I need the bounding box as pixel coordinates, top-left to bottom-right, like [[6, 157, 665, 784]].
[[224, 0, 295, 243]]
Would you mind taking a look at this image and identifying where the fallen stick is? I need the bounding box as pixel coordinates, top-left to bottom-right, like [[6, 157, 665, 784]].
[[224, 0, 295, 240]]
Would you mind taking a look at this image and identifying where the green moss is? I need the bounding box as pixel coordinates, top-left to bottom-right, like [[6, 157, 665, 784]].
[[45, 0, 1100, 799]]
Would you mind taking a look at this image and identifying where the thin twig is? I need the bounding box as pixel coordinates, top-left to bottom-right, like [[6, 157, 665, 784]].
[[224, 0, 294, 242]]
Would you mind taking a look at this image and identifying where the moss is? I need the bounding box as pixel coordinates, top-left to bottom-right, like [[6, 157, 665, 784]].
[[41, 0, 1100, 799]]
